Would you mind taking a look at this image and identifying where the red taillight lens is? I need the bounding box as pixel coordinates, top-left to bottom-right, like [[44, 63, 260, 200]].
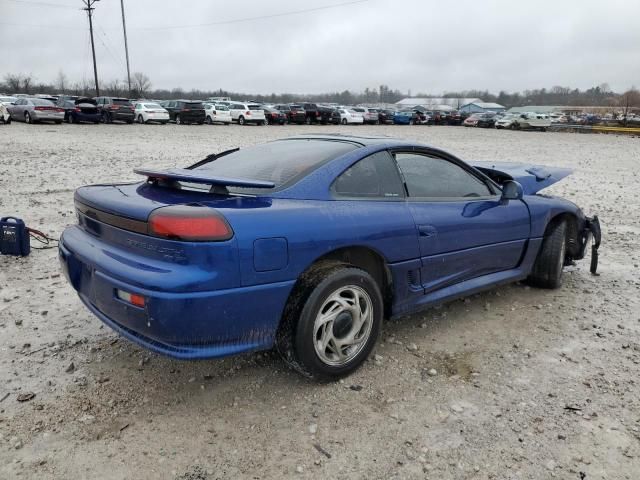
[[34, 106, 46, 111], [74, 107, 81, 112], [110, 105, 119, 110], [246, 111, 251, 115], [148, 206, 233, 241]]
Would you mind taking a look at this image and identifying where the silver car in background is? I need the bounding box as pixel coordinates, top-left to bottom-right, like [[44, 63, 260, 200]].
[[8, 97, 65, 124]]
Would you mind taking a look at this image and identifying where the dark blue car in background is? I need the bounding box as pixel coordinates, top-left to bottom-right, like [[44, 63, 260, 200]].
[[56, 96, 101, 124], [59, 134, 600, 379]]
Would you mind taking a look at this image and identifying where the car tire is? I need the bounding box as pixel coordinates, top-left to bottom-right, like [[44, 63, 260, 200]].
[[409, 119, 415, 125], [341, 118, 347, 125], [238, 116, 245, 125], [137, 115, 145, 124], [528, 220, 567, 289], [175, 114, 181, 125], [305, 116, 312, 125], [25, 112, 32, 124], [206, 116, 213, 125], [277, 261, 383, 379]]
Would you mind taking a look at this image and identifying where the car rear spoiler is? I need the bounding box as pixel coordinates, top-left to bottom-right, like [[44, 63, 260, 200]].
[[133, 168, 275, 189]]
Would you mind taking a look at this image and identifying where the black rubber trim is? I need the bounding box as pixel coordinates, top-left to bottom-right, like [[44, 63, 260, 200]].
[[75, 201, 148, 234]]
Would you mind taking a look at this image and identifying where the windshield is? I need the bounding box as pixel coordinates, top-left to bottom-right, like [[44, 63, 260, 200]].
[[194, 140, 358, 194]]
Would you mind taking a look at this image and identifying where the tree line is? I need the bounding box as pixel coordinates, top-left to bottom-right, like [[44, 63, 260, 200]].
[[2, 72, 638, 111]]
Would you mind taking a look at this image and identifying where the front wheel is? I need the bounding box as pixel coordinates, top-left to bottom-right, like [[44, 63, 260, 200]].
[[528, 221, 567, 289], [277, 262, 383, 379]]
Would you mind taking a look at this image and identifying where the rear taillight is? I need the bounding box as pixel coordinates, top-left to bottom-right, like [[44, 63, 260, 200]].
[[74, 107, 81, 112], [246, 111, 251, 116], [148, 205, 233, 242], [109, 105, 119, 110], [34, 106, 47, 111]]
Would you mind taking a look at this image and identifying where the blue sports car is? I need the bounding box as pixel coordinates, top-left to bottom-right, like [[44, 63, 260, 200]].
[[59, 134, 601, 379]]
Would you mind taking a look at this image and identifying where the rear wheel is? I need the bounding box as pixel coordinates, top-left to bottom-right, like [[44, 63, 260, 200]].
[[341, 118, 347, 125], [305, 116, 312, 125], [528, 221, 567, 289], [277, 262, 383, 379], [25, 112, 32, 124], [175, 114, 181, 125], [206, 116, 213, 125], [238, 115, 245, 125], [137, 115, 145, 124]]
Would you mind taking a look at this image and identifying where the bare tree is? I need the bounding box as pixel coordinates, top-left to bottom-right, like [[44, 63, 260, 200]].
[[131, 72, 152, 98], [105, 79, 124, 97], [22, 74, 34, 94], [4, 73, 22, 92], [55, 70, 68, 94], [618, 87, 640, 126]]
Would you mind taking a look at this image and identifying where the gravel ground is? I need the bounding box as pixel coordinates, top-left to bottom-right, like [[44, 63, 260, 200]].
[[0, 123, 639, 480]]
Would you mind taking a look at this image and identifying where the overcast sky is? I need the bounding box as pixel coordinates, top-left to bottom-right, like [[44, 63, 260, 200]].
[[3, 0, 639, 94]]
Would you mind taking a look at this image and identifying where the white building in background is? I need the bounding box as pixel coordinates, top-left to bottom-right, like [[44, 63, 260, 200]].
[[395, 97, 481, 111]]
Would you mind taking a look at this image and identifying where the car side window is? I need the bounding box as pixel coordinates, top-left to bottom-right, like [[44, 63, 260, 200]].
[[333, 151, 404, 199], [394, 152, 493, 199]]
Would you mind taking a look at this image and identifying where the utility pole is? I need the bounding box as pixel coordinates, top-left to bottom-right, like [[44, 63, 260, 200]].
[[120, 0, 132, 96], [82, 0, 100, 96]]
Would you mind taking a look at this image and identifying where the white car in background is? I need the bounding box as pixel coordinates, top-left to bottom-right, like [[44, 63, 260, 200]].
[[0, 96, 17, 106], [337, 108, 364, 125], [133, 102, 169, 124], [228, 102, 266, 125], [203, 103, 232, 125], [0, 102, 10, 123], [514, 112, 552, 131], [352, 107, 379, 124]]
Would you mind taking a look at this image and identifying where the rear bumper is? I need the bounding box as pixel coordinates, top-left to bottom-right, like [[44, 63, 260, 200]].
[[33, 111, 64, 121], [73, 112, 101, 122], [59, 228, 295, 359]]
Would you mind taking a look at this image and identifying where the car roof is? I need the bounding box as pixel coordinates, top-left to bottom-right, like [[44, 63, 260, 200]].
[[280, 134, 422, 148]]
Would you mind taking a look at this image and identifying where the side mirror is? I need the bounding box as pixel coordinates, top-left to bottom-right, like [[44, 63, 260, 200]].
[[501, 180, 524, 201]]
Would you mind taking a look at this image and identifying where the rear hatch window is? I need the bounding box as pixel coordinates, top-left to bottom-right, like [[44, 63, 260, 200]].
[[192, 140, 358, 194], [185, 102, 204, 109], [113, 99, 131, 106], [247, 105, 262, 110]]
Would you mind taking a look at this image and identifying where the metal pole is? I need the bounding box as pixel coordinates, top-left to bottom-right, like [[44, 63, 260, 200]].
[[83, 0, 100, 96], [120, 0, 132, 96]]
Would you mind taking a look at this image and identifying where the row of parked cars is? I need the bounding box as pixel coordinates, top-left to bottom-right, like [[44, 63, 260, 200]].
[[5, 94, 628, 129], [0, 94, 474, 127]]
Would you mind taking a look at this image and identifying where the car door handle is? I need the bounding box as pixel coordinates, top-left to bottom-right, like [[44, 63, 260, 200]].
[[417, 225, 438, 237]]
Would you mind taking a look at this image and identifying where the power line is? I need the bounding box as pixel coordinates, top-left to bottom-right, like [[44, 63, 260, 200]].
[[130, 0, 372, 31], [0, 0, 374, 31], [5, 0, 78, 9]]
